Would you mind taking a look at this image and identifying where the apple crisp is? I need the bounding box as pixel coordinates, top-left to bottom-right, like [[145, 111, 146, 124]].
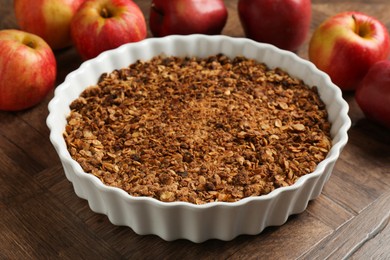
[[64, 54, 332, 204]]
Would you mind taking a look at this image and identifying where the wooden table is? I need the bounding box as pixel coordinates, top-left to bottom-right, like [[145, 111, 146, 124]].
[[1, 0, 389, 258]]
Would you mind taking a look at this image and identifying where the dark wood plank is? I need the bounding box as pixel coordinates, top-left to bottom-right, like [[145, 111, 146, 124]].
[[0, 166, 123, 259], [0, 149, 43, 202], [226, 214, 332, 260], [0, 111, 60, 172], [322, 157, 390, 213], [306, 194, 354, 230], [299, 191, 390, 259], [353, 212, 390, 259], [0, 132, 45, 174]]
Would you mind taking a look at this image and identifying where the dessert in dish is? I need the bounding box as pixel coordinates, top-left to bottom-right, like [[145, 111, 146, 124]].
[[48, 35, 350, 242], [64, 54, 331, 205]]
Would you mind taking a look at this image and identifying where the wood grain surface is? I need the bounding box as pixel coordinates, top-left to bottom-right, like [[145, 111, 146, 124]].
[[1, 0, 389, 259]]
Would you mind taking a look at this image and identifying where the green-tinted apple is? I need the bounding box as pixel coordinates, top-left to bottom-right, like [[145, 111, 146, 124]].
[[309, 12, 390, 91], [14, 0, 85, 50], [0, 30, 56, 111]]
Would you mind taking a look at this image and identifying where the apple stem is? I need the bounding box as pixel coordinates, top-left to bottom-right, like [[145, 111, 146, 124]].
[[352, 15, 359, 34], [352, 14, 369, 38], [151, 3, 163, 16], [100, 7, 112, 18], [24, 40, 36, 49]]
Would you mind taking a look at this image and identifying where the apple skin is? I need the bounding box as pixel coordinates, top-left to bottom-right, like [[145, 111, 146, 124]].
[[355, 60, 390, 129], [238, 0, 311, 52], [309, 12, 390, 91], [149, 0, 228, 37], [71, 0, 147, 60], [14, 0, 85, 50], [0, 30, 57, 111]]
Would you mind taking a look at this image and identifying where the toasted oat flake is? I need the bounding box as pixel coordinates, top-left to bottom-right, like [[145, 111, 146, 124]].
[[64, 54, 332, 204]]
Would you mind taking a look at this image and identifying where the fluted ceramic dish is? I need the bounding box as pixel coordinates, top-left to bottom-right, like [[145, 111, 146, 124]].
[[47, 34, 351, 243]]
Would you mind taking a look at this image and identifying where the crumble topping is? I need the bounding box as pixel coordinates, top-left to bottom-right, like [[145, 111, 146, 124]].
[[64, 54, 332, 204]]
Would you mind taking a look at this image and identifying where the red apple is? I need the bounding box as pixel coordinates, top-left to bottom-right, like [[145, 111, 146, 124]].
[[71, 0, 147, 60], [149, 0, 228, 37], [0, 30, 57, 111], [355, 60, 390, 129], [14, 0, 85, 50], [238, 0, 311, 52], [309, 12, 390, 91]]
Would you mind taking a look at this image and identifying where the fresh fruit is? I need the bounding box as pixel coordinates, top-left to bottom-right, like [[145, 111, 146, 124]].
[[14, 0, 85, 50], [355, 60, 390, 129], [309, 11, 390, 91], [149, 0, 228, 37], [0, 30, 57, 111], [71, 0, 147, 60], [238, 0, 311, 52]]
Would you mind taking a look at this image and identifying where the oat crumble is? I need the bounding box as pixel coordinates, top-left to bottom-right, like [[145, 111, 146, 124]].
[[64, 54, 332, 204]]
